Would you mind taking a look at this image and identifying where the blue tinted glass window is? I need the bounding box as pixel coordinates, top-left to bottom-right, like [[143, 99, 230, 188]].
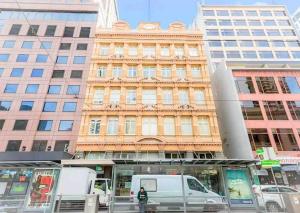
[[16, 54, 29, 62], [0, 54, 9, 62], [63, 102, 77, 112], [36, 54, 48, 63], [21, 41, 33, 49], [3, 40, 15, 48], [20, 101, 34, 111], [67, 85, 80, 95], [40, 41, 52, 49], [43, 102, 57, 112], [0, 101, 12, 111], [4, 84, 18, 93], [37, 120, 52, 131], [56, 56, 68, 64], [25, 84, 39, 94], [10, 68, 23, 77], [58, 120, 73, 131], [48, 85, 61, 94], [31, 69, 43, 77], [73, 56, 86, 64], [282, 77, 300, 94]]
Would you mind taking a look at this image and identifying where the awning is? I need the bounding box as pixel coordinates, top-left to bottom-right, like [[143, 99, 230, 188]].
[[0, 161, 61, 168], [0, 151, 73, 161], [61, 159, 115, 166]]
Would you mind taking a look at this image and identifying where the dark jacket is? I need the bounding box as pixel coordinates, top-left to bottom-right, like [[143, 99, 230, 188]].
[[137, 191, 148, 203]]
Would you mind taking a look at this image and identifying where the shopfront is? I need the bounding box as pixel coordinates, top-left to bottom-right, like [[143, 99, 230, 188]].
[[111, 159, 258, 211]]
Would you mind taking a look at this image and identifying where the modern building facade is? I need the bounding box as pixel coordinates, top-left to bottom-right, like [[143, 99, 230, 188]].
[[193, 5, 300, 160], [0, 0, 117, 160], [292, 7, 300, 35], [76, 21, 222, 161]]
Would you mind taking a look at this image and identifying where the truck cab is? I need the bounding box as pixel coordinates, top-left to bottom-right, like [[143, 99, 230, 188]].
[[91, 178, 112, 206]]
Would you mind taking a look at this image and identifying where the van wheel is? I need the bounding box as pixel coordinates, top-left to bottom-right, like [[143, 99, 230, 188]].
[[266, 202, 281, 212]]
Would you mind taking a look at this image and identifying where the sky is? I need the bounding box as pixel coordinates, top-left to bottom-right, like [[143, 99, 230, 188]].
[[117, 0, 300, 28]]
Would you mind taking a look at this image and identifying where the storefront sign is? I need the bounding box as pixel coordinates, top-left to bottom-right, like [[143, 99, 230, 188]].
[[256, 149, 264, 155], [225, 169, 254, 206], [261, 160, 280, 168], [24, 169, 60, 213]]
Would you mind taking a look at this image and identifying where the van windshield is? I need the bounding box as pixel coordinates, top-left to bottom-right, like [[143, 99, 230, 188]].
[[187, 178, 207, 193], [94, 180, 106, 192]]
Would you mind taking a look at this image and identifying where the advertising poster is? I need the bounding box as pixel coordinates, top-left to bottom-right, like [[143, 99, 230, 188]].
[[225, 169, 254, 205], [24, 169, 60, 213]]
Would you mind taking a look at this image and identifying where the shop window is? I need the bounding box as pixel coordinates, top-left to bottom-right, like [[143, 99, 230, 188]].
[[241, 101, 263, 120], [279, 77, 300, 94], [235, 77, 255, 93], [256, 77, 278, 94], [263, 101, 288, 120], [273, 129, 299, 151], [287, 101, 300, 120], [248, 128, 272, 150]]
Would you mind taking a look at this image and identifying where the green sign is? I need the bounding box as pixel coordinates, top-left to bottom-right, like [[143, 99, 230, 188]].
[[261, 160, 280, 168], [256, 148, 264, 155], [96, 165, 103, 171]]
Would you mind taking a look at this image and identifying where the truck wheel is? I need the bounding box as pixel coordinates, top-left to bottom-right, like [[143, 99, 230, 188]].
[[266, 202, 281, 212]]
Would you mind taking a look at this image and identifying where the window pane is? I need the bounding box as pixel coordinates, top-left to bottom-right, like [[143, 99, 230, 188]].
[[13, 120, 28, 130], [59, 120, 73, 131], [241, 101, 263, 120], [248, 129, 271, 150], [63, 102, 77, 112], [20, 101, 34, 111], [27, 25, 39, 36], [256, 77, 278, 93], [264, 101, 288, 120], [142, 117, 157, 135], [79, 27, 90, 38], [279, 77, 300, 94], [235, 77, 255, 93], [43, 102, 57, 112], [273, 129, 299, 151], [164, 117, 175, 135], [9, 24, 21, 35], [6, 140, 21, 151], [181, 117, 192, 135], [45, 25, 56, 37], [37, 120, 53, 131], [63, 26, 75, 37], [89, 119, 101, 135], [10, 68, 23, 77], [31, 69, 43, 77], [107, 117, 118, 135], [287, 101, 300, 120]]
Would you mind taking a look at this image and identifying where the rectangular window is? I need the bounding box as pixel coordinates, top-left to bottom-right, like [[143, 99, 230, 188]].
[[161, 66, 171, 78], [219, 19, 232, 26], [161, 46, 170, 56], [271, 40, 285, 47], [264, 101, 288, 120], [256, 77, 278, 93], [40, 41, 52, 49], [248, 128, 271, 150], [54, 140, 69, 152], [235, 77, 255, 94], [211, 51, 224, 58], [278, 20, 290, 26], [163, 117, 175, 135], [59, 120, 73, 131], [13, 120, 28, 130], [73, 56, 86, 64], [128, 45, 137, 56], [125, 117, 136, 135], [6, 140, 21, 152], [243, 51, 257, 59], [67, 85, 80, 95], [236, 29, 250, 36], [45, 25, 56, 37], [191, 66, 201, 78], [175, 46, 184, 57], [233, 20, 247, 26], [208, 40, 222, 47], [31, 140, 47, 152], [43, 102, 57, 112], [266, 29, 281, 36], [128, 66, 137, 78], [239, 40, 254, 47], [63, 26, 75, 37], [231, 10, 244, 16], [198, 118, 210, 136], [226, 51, 241, 58], [4, 84, 18, 93], [143, 66, 155, 78], [16, 54, 29, 62], [20, 101, 34, 111], [31, 69, 43, 77], [107, 117, 118, 135], [52, 70, 65, 78], [79, 27, 91, 38], [176, 67, 186, 79], [126, 90, 136, 104], [263, 20, 276, 26], [27, 25, 39, 36], [292, 51, 300, 59], [259, 51, 274, 59], [97, 66, 106, 77], [142, 90, 156, 105], [63, 102, 77, 112], [3, 40, 15, 48], [36, 54, 48, 63], [194, 90, 205, 105], [112, 66, 122, 78], [10, 68, 23, 77], [206, 29, 219, 36], [9, 24, 22, 35], [255, 40, 269, 47], [279, 77, 300, 94], [142, 117, 157, 136], [25, 84, 39, 94], [178, 90, 189, 105], [281, 29, 296, 36], [217, 10, 229, 16], [287, 101, 300, 120], [22, 41, 33, 49], [205, 19, 217, 26], [224, 40, 237, 47], [260, 10, 272, 16], [0, 68, 4, 76], [286, 41, 300, 47], [70, 70, 83, 79], [115, 45, 124, 56], [241, 101, 263, 120], [77, 43, 88, 50], [248, 20, 261, 26], [162, 89, 173, 105], [273, 129, 299, 151], [189, 47, 199, 57], [275, 51, 290, 59], [203, 10, 215, 16], [0, 119, 5, 130], [143, 46, 156, 57], [37, 120, 53, 131], [93, 89, 104, 105], [56, 56, 68, 64], [221, 29, 235, 36], [251, 29, 265, 36], [0, 101, 12, 111], [89, 119, 101, 135], [99, 45, 109, 56], [59, 43, 71, 50], [181, 117, 193, 136], [48, 85, 61, 94], [110, 89, 120, 104]]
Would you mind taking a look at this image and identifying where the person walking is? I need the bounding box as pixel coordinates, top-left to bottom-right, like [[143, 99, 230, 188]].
[[137, 187, 148, 213]]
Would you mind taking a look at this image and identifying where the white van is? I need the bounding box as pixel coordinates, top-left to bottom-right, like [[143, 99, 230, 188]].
[[130, 175, 222, 205]]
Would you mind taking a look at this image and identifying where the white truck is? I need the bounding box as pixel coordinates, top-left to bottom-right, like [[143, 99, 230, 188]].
[[56, 167, 111, 210]]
